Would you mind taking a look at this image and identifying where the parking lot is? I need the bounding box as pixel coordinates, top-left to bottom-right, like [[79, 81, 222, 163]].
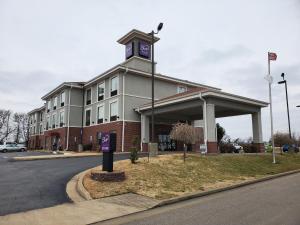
[[0, 151, 129, 216]]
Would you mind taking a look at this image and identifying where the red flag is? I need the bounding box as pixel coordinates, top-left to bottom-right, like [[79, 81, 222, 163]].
[[268, 52, 277, 61]]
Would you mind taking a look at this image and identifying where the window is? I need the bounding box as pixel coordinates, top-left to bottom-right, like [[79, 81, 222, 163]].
[[40, 124, 43, 134], [97, 105, 104, 124], [33, 126, 35, 135], [86, 89, 91, 105], [59, 111, 64, 127], [40, 112, 43, 121], [52, 114, 56, 129], [60, 92, 65, 107], [85, 109, 91, 126], [47, 101, 51, 112], [46, 117, 50, 130], [110, 101, 118, 121], [177, 86, 187, 94], [110, 76, 118, 97], [53, 97, 57, 110], [97, 82, 105, 101]]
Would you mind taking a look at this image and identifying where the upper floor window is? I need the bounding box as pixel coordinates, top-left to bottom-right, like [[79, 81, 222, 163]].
[[60, 92, 65, 107], [40, 112, 43, 121], [111, 76, 118, 97], [40, 124, 43, 134], [177, 86, 187, 94], [46, 117, 50, 130], [59, 111, 64, 127], [98, 82, 105, 101], [110, 101, 118, 121], [47, 101, 51, 112], [97, 105, 104, 124], [53, 96, 57, 110], [85, 109, 91, 126], [86, 89, 92, 105], [52, 114, 56, 129]]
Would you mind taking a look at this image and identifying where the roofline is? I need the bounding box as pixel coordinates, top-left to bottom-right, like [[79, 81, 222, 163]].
[[41, 82, 85, 100], [136, 90, 268, 111], [28, 105, 46, 115]]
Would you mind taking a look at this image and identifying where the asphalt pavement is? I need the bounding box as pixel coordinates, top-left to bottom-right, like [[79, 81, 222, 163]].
[[98, 172, 300, 225], [0, 152, 129, 216]]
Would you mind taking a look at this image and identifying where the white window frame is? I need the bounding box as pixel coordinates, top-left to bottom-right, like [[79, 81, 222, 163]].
[[40, 124, 43, 134], [177, 85, 187, 94], [47, 101, 51, 112], [110, 76, 119, 97], [46, 116, 50, 130], [85, 88, 92, 105], [85, 108, 92, 126], [53, 96, 58, 110], [60, 91, 65, 106], [97, 82, 105, 102], [59, 111, 64, 127], [97, 104, 105, 124], [109, 99, 118, 122], [52, 113, 56, 129]]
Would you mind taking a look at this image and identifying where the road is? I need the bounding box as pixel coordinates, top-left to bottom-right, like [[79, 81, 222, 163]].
[[0, 152, 129, 216], [98, 172, 300, 225]]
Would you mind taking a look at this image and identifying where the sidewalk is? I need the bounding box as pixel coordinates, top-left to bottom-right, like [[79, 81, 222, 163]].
[[0, 194, 160, 225], [12, 151, 102, 161]]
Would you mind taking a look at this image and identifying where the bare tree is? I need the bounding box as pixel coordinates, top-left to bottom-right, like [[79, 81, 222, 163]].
[[170, 123, 197, 162], [0, 109, 14, 143]]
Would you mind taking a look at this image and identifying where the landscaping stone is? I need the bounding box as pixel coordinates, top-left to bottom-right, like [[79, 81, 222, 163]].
[[91, 169, 126, 182]]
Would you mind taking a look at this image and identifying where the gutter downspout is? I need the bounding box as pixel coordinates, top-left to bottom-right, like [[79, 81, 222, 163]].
[[198, 93, 207, 153], [121, 67, 129, 152], [66, 86, 72, 150]]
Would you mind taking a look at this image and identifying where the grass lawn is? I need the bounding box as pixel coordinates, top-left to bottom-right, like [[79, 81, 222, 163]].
[[83, 153, 300, 200]]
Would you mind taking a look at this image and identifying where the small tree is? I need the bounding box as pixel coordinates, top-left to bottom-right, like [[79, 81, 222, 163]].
[[216, 123, 225, 145], [170, 123, 197, 162], [130, 136, 140, 164]]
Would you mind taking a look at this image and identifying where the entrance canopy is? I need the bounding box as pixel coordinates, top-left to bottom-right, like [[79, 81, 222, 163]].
[[136, 89, 268, 153]]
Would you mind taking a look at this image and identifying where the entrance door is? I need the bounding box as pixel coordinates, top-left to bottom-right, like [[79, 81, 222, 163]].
[[158, 134, 176, 151]]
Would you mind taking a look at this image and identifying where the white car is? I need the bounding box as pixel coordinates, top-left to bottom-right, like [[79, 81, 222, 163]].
[[232, 143, 243, 153], [0, 142, 27, 153]]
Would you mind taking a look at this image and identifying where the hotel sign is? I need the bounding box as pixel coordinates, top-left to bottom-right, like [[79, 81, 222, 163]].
[[126, 42, 134, 59], [139, 41, 150, 59], [101, 132, 110, 152]]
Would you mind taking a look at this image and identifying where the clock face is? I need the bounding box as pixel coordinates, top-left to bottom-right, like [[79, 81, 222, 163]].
[[139, 41, 150, 59], [126, 42, 134, 59]]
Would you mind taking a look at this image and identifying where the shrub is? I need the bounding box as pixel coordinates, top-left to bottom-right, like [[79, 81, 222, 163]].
[[219, 143, 234, 153], [130, 147, 139, 164], [129, 136, 140, 164]]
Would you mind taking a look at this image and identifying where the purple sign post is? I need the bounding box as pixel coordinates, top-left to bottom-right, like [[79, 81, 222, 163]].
[[101, 132, 110, 152], [139, 41, 151, 59]]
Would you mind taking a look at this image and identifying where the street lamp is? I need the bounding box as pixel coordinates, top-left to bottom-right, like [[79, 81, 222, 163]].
[[149, 23, 163, 143], [278, 73, 291, 138], [297, 105, 300, 108]]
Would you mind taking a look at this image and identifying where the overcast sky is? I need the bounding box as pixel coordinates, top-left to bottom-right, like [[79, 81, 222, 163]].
[[1, 0, 300, 141]]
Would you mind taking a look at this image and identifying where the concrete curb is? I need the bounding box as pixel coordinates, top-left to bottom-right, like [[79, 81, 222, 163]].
[[154, 168, 300, 208], [66, 166, 99, 202], [11, 152, 132, 162]]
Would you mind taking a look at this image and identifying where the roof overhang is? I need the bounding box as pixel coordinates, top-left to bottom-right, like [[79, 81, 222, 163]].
[[117, 29, 159, 45], [136, 90, 268, 113], [28, 105, 46, 115]]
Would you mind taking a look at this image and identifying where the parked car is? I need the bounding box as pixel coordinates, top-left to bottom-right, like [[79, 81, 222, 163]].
[[0, 142, 27, 153], [232, 143, 243, 153], [282, 144, 299, 153]]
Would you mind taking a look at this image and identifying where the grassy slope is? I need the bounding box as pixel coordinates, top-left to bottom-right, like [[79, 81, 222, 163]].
[[83, 154, 300, 200]]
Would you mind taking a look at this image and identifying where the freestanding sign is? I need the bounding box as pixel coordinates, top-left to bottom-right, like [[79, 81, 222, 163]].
[[101, 132, 116, 172]]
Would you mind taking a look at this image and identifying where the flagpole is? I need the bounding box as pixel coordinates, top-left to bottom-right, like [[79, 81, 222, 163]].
[[268, 52, 276, 164]]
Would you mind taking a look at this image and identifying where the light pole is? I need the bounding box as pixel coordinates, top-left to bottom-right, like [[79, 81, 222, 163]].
[[278, 73, 291, 139], [149, 23, 163, 143], [297, 105, 300, 108]]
